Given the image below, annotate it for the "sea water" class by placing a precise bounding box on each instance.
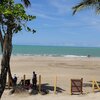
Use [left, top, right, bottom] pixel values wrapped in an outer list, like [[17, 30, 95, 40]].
[[5, 45, 100, 57]]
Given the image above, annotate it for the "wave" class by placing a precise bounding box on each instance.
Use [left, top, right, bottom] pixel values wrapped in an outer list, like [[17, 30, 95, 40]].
[[12, 53, 88, 58], [63, 55, 87, 58]]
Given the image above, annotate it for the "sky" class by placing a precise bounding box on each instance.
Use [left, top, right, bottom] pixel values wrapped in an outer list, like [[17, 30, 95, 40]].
[[13, 0, 100, 47]]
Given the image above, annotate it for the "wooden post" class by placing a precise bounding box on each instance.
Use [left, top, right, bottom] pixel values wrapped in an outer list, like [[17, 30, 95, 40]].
[[70, 79, 72, 95], [39, 75, 41, 93], [81, 78, 83, 94], [92, 80, 95, 92], [54, 76, 57, 94], [23, 75, 26, 86]]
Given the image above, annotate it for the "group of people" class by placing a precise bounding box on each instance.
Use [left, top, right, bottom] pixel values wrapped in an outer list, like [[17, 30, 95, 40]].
[[12, 71, 37, 89]]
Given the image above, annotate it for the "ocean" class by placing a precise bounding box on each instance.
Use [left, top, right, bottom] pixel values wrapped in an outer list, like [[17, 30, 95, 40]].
[[4, 45, 99, 57]]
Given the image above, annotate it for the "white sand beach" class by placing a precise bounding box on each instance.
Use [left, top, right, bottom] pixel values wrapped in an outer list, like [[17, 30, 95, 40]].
[[1, 56, 100, 100]]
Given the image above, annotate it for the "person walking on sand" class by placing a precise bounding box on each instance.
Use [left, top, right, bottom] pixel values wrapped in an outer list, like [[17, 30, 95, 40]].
[[32, 71, 37, 89]]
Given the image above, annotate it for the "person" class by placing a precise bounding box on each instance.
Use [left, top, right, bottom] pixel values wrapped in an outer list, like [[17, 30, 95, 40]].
[[13, 74, 17, 87], [32, 71, 37, 89], [87, 55, 91, 58]]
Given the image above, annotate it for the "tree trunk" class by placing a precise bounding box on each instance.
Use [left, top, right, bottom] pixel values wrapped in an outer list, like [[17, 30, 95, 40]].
[[8, 66, 13, 86], [0, 29, 13, 88], [0, 32, 12, 98]]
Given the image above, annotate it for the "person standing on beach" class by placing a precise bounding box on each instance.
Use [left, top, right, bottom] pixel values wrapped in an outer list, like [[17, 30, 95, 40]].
[[32, 71, 37, 89], [13, 74, 17, 87]]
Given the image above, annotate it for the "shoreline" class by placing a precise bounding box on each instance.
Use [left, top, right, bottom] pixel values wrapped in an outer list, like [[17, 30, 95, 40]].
[[9, 54, 100, 58], [9, 53, 100, 58], [13, 54, 100, 57]]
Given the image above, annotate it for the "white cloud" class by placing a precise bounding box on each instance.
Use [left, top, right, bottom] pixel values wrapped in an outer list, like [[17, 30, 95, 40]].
[[48, 0, 73, 15], [78, 16, 100, 29], [34, 12, 56, 20], [26, 2, 58, 20], [27, 1, 100, 31]]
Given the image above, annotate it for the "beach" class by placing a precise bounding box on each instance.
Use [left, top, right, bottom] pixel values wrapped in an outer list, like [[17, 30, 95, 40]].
[[1, 55, 100, 100]]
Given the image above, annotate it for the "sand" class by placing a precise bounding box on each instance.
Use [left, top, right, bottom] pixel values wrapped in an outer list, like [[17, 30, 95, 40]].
[[1, 56, 100, 100]]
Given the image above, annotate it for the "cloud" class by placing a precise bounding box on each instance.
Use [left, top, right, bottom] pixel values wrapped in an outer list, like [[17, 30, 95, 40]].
[[26, 2, 58, 20], [77, 15, 100, 30], [27, 1, 100, 31], [28, 0, 74, 18], [48, 0, 73, 15], [33, 12, 56, 20]]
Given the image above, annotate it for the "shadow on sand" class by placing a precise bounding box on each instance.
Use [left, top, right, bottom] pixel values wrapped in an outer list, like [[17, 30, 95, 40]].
[[39, 83, 65, 94]]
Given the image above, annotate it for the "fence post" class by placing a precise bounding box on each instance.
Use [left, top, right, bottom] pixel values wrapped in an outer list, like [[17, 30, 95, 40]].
[[23, 74, 26, 86], [92, 80, 95, 92], [39, 75, 41, 93], [70, 79, 72, 95], [54, 76, 57, 94]]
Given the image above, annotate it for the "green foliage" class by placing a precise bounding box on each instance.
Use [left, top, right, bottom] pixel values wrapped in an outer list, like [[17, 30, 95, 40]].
[[0, 0, 36, 34], [21, 0, 31, 8], [73, 0, 100, 15]]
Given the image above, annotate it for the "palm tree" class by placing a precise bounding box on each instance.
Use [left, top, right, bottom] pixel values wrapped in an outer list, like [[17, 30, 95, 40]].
[[21, 0, 31, 7], [73, 0, 100, 14], [0, 0, 36, 98]]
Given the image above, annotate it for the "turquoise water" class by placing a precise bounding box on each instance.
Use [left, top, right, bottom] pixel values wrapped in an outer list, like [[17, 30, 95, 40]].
[[7, 45, 100, 57]]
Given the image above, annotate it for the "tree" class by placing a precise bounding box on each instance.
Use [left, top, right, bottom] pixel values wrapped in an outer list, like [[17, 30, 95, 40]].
[[73, 0, 100, 14], [0, 0, 36, 98], [6, 0, 31, 90]]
